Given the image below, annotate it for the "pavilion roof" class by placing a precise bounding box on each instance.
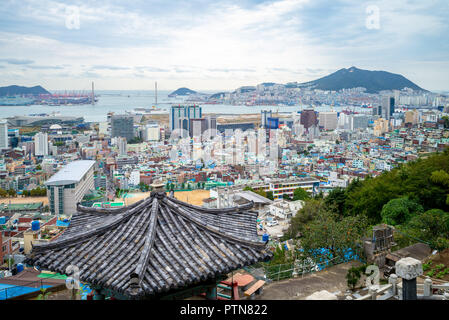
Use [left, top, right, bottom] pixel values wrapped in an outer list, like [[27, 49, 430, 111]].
[[26, 192, 271, 299]]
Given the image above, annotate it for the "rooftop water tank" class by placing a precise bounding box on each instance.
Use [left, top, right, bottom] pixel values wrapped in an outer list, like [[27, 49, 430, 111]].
[[31, 220, 40, 231], [262, 233, 269, 242], [0, 216, 5, 224]]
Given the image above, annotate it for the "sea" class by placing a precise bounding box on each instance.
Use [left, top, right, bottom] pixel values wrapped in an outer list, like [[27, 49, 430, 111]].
[[0, 90, 366, 123]]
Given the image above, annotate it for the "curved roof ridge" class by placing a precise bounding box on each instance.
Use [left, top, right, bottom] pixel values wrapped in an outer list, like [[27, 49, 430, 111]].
[[161, 197, 266, 249], [32, 195, 154, 252], [165, 195, 254, 213]]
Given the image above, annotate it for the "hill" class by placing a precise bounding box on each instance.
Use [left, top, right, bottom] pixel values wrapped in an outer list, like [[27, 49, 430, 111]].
[[168, 87, 197, 97], [0, 85, 50, 96], [323, 149, 449, 249], [298, 67, 426, 93]]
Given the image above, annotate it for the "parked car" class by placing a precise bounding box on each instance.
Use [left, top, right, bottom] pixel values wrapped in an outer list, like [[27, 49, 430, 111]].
[[267, 220, 279, 227]]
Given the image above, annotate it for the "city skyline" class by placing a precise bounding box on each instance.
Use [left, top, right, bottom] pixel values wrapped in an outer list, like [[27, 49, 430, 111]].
[[0, 0, 448, 91]]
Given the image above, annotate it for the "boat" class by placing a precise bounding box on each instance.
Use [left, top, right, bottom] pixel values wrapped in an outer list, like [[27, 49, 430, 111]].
[[0, 96, 35, 106], [125, 106, 168, 115]]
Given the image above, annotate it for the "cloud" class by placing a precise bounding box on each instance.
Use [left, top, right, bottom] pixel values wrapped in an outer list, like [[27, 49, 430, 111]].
[[27, 65, 64, 70], [0, 0, 447, 90], [135, 66, 171, 73], [0, 58, 34, 65], [91, 65, 131, 71]]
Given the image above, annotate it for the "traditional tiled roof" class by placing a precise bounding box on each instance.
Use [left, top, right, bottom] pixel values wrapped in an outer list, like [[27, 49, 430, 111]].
[[26, 191, 271, 299]]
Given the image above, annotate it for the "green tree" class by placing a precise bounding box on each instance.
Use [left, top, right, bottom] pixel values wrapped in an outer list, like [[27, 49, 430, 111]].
[[407, 209, 449, 250], [0, 188, 7, 198], [266, 191, 274, 201], [381, 197, 423, 226], [299, 204, 369, 257], [430, 169, 449, 205], [7, 189, 16, 197], [292, 188, 310, 201], [283, 199, 327, 240], [324, 187, 347, 216], [346, 265, 367, 290]]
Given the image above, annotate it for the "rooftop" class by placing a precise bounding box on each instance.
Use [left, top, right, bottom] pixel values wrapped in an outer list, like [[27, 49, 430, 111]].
[[45, 160, 95, 186], [27, 192, 271, 299]]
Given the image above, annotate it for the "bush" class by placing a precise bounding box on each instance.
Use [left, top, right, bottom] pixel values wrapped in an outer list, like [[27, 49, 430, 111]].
[[346, 265, 367, 290]]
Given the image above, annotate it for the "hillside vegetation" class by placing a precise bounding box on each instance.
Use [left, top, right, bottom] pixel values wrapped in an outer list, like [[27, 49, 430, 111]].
[[285, 149, 449, 254], [324, 149, 449, 249]]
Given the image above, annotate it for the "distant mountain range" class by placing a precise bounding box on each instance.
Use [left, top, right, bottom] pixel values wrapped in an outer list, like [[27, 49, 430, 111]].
[[0, 85, 50, 96], [296, 66, 427, 93], [168, 87, 197, 97], [170, 67, 427, 100]]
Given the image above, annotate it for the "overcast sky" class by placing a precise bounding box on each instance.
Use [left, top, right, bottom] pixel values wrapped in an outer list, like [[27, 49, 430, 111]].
[[0, 0, 448, 91]]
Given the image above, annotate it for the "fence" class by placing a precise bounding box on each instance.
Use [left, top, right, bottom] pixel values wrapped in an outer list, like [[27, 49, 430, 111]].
[[246, 247, 365, 282], [356, 275, 449, 300], [0, 278, 50, 300]]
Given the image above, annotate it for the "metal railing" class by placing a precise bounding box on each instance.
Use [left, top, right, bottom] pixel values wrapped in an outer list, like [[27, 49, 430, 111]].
[[0, 278, 46, 300], [356, 275, 449, 300]]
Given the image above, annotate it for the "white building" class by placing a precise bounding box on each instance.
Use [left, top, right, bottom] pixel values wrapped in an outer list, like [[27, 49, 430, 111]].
[[143, 123, 161, 141], [350, 114, 369, 131], [319, 112, 338, 130], [0, 120, 8, 150], [128, 170, 140, 186], [34, 132, 49, 156], [99, 122, 109, 135], [268, 199, 303, 220], [117, 137, 127, 156], [328, 172, 349, 188], [45, 160, 96, 215]]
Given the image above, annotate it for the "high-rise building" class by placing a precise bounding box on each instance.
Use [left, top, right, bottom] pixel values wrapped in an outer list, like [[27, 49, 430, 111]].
[[404, 110, 419, 125], [373, 118, 390, 136], [300, 110, 318, 130], [117, 137, 127, 156], [34, 132, 49, 156], [204, 115, 217, 139], [45, 160, 95, 215], [319, 112, 338, 130], [143, 123, 161, 141], [381, 96, 395, 120], [261, 110, 273, 128], [372, 105, 382, 116], [189, 118, 207, 139], [0, 120, 9, 150], [99, 122, 109, 135], [170, 105, 202, 136], [111, 115, 134, 142], [350, 114, 369, 131]]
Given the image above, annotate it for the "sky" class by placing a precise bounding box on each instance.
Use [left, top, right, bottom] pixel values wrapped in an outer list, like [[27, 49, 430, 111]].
[[0, 0, 448, 92]]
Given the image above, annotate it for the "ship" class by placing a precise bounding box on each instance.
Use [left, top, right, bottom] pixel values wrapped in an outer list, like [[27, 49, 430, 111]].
[[125, 106, 168, 115], [0, 96, 35, 106]]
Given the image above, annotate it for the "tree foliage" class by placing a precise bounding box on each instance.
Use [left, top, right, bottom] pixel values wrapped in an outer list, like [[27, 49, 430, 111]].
[[380, 197, 423, 226], [330, 150, 449, 223], [292, 188, 310, 201], [299, 205, 368, 257], [283, 199, 368, 256], [406, 209, 449, 250], [318, 149, 449, 250]]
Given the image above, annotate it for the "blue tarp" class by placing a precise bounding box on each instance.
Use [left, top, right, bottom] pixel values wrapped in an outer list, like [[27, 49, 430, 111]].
[[0, 283, 52, 300], [56, 220, 70, 227]]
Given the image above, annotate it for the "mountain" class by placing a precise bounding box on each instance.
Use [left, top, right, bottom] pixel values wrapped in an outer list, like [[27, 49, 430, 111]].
[[0, 85, 51, 96], [298, 67, 426, 93], [209, 92, 227, 99], [168, 87, 197, 97]]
